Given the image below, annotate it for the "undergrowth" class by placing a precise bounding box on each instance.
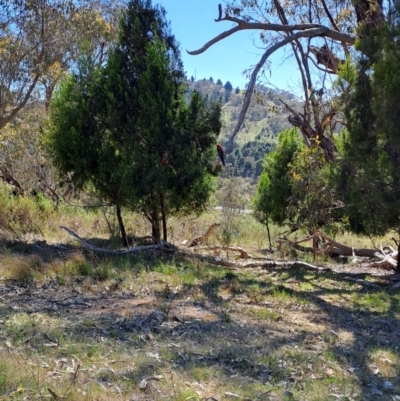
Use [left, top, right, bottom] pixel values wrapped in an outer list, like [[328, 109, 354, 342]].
[[0, 187, 399, 400]]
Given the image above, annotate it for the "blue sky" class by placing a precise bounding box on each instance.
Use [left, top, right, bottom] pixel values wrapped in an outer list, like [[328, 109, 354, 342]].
[[157, 0, 301, 92]]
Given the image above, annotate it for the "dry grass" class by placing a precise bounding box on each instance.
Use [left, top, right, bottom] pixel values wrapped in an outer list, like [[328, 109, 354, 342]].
[[0, 246, 399, 400], [0, 195, 399, 400]]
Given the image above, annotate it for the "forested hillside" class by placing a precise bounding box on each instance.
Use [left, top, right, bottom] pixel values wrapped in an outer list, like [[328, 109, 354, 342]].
[[187, 79, 302, 181]]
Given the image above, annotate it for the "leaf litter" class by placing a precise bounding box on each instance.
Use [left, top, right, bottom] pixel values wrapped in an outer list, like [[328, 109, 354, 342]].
[[0, 262, 399, 400]]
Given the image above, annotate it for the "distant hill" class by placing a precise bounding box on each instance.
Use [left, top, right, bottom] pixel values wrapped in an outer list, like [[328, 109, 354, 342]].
[[187, 78, 302, 182]]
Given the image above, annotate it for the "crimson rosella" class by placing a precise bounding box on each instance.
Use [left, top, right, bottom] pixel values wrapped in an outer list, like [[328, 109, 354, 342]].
[[216, 143, 225, 166]]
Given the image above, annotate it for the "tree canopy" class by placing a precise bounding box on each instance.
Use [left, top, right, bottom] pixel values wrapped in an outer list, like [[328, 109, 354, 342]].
[[48, 0, 222, 244], [253, 129, 304, 227], [188, 0, 384, 158], [334, 0, 400, 240], [0, 0, 121, 129]]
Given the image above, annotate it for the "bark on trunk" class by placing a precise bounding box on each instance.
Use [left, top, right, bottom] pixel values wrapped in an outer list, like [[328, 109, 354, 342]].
[[355, 0, 384, 36], [397, 242, 400, 273], [151, 209, 161, 243], [288, 114, 336, 161], [116, 204, 128, 248], [160, 193, 167, 242]]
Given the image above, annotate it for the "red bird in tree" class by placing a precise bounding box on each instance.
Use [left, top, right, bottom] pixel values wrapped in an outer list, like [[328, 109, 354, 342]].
[[216, 143, 225, 166]]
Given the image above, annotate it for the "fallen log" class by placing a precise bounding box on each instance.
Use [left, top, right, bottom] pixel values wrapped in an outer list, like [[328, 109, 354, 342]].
[[58, 226, 396, 288], [190, 245, 249, 259], [59, 226, 175, 255], [277, 231, 380, 258]]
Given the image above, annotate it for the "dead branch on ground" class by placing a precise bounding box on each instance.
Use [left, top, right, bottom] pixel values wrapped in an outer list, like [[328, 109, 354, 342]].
[[190, 245, 249, 259], [59, 226, 174, 255], [58, 226, 399, 288]]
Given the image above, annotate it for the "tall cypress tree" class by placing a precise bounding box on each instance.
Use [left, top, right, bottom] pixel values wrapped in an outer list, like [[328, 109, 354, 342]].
[[337, 0, 400, 268], [49, 0, 221, 244], [253, 129, 304, 226]]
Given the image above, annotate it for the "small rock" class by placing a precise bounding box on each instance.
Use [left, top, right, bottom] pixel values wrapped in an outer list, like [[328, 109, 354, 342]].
[[139, 379, 147, 390], [383, 380, 394, 389]]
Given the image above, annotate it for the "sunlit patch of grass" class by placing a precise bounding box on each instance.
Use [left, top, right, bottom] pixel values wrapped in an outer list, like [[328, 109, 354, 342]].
[[189, 365, 219, 382], [269, 285, 309, 305], [241, 278, 270, 301], [93, 262, 115, 281], [1, 253, 47, 284], [245, 305, 282, 322], [154, 261, 179, 275], [171, 388, 200, 401], [0, 353, 44, 398], [4, 312, 67, 345], [152, 259, 227, 289], [297, 374, 361, 401], [324, 348, 340, 363], [0, 347, 129, 401], [67, 251, 93, 276], [236, 381, 276, 401], [159, 346, 179, 362], [181, 261, 232, 282], [285, 348, 310, 365], [50, 258, 79, 282], [0, 359, 9, 395], [11, 259, 35, 284], [368, 347, 400, 378], [350, 291, 391, 314], [299, 281, 316, 291], [180, 266, 203, 287]]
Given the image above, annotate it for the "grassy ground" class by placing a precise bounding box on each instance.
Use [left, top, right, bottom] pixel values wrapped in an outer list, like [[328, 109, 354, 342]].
[[0, 245, 399, 401], [0, 191, 399, 400]]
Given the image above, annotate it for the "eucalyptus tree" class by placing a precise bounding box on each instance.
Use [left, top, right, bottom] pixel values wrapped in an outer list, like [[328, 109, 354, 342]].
[[0, 0, 122, 198], [188, 0, 384, 159], [0, 0, 121, 129]]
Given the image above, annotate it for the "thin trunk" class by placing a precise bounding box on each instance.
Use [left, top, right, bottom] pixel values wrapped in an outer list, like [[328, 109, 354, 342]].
[[149, 190, 161, 243], [151, 209, 161, 243], [397, 242, 400, 273], [116, 204, 128, 248], [160, 193, 167, 242], [266, 220, 272, 250]]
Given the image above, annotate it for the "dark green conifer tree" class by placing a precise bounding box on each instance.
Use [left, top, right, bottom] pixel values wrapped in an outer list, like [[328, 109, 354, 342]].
[[49, 0, 221, 244], [253, 129, 304, 226], [336, 0, 400, 269]]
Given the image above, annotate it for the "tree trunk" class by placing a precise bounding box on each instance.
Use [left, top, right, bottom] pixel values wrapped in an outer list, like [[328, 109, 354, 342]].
[[116, 204, 128, 248], [397, 242, 400, 273], [354, 0, 384, 37], [287, 114, 336, 161], [151, 209, 161, 243], [160, 193, 167, 242], [266, 220, 272, 250]]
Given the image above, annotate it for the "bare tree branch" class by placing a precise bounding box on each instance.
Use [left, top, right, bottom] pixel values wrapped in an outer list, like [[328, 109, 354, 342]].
[[187, 20, 355, 56], [222, 28, 344, 155], [272, 0, 312, 121]]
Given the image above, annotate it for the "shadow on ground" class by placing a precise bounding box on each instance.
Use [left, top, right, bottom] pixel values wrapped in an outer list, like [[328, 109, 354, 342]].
[[0, 240, 399, 400]]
